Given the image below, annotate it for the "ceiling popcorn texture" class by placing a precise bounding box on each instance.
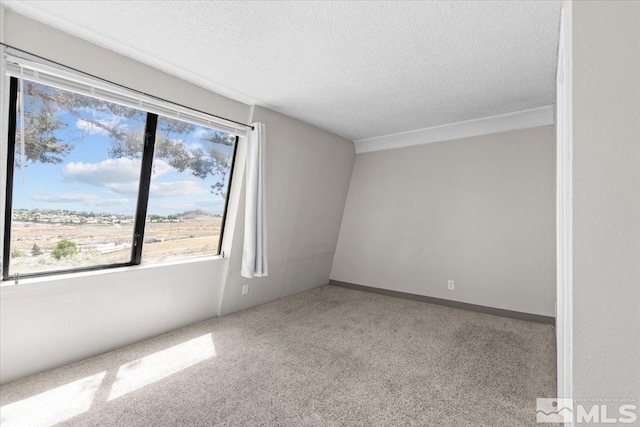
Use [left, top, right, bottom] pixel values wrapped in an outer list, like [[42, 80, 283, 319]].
[[3, 1, 561, 142]]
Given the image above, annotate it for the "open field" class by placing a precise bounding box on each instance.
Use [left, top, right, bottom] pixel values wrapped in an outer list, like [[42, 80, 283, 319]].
[[8, 215, 222, 276]]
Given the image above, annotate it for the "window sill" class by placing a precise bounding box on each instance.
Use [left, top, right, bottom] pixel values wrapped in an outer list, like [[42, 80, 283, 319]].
[[0, 255, 226, 291]]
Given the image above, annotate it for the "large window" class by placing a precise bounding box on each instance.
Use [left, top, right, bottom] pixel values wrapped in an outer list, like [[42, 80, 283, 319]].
[[2, 77, 237, 280]]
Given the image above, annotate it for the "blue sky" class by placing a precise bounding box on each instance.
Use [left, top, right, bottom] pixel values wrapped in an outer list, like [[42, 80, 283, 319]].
[[13, 85, 234, 216]]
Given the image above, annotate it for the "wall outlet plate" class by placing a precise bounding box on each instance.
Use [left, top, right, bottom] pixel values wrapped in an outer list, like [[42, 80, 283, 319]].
[[447, 280, 455, 290], [242, 284, 249, 295]]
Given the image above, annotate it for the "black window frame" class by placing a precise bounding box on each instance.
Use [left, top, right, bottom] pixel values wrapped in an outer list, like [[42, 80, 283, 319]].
[[2, 77, 238, 281]]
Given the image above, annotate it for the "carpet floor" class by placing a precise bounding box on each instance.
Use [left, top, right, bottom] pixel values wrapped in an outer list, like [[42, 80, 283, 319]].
[[0, 285, 556, 426]]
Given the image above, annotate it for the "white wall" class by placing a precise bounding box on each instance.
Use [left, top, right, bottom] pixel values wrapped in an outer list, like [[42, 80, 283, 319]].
[[571, 1, 640, 399], [0, 10, 356, 384], [331, 126, 556, 317], [0, 260, 225, 384], [219, 106, 355, 315], [0, 10, 252, 384]]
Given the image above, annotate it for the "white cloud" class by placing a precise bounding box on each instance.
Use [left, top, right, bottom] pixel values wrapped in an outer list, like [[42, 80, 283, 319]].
[[75, 119, 109, 136], [63, 158, 142, 185], [149, 181, 209, 198], [63, 158, 174, 194], [30, 193, 129, 206], [187, 142, 204, 151], [31, 193, 91, 203], [193, 128, 208, 138], [74, 112, 133, 136], [104, 182, 140, 195], [150, 159, 173, 176], [62, 158, 206, 198]]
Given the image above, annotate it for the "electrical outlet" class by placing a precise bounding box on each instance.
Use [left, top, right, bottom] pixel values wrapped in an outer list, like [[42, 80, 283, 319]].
[[447, 280, 455, 290], [242, 284, 249, 295]]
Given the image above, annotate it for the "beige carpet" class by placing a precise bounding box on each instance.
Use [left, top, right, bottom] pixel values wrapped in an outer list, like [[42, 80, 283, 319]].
[[0, 285, 555, 426]]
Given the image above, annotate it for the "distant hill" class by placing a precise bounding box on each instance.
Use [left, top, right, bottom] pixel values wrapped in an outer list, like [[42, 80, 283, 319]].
[[14, 207, 221, 222], [174, 210, 216, 219]]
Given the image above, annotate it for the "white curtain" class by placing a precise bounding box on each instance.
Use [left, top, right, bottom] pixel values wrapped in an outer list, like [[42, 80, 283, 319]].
[[241, 122, 268, 278]]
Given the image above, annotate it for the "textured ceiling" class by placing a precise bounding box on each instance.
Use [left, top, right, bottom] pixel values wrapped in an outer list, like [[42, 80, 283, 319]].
[[2, 1, 561, 142]]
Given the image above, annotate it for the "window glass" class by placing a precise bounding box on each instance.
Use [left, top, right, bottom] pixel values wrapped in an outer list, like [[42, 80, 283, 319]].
[[142, 116, 236, 264], [8, 80, 146, 276]]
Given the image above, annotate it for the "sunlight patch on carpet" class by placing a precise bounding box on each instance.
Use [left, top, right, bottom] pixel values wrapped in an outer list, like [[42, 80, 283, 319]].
[[0, 371, 106, 427], [108, 334, 216, 401]]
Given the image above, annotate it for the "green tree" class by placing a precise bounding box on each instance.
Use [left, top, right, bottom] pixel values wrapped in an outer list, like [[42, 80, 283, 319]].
[[18, 82, 234, 197], [11, 248, 25, 258], [51, 239, 77, 260], [31, 243, 43, 256]]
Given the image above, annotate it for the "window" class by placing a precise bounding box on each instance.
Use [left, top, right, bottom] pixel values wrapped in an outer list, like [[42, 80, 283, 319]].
[[143, 117, 237, 265], [2, 76, 238, 280]]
